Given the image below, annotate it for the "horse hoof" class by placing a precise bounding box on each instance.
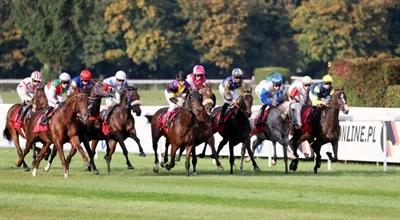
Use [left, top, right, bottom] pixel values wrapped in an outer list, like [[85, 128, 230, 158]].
[[24, 166, 30, 172], [217, 166, 224, 171], [139, 152, 146, 157], [175, 157, 180, 162], [32, 168, 37, 177], [272, 160, 277, 166], [64, 172, 69, 178], [153, 165, 159, 173], [127, 165, 134, 170], [313, 167, 318, 173], [198, 153, 205, 158], [254, 166, 261, 172], [193, 171, 197, 175], [245, 157, 251, 163], [15, 160, 22, 168], [93, 169, 99, 175], [44, 163, 51, 172], [160, 162, 165, 168]]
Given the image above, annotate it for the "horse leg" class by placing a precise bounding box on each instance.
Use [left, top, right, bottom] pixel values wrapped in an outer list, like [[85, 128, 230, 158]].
[[216, 138, 229, 156], [244, 138, 260, 172], [10, 128, 29, 170], [129, 131, 145, 157], [289, 133, 302, 172], [104, 140, 117, 174], [185, 146, 193, 176], [118, 138, 134, 170], [44, 145, 57, 172], [151, 127, 163, 173], [54, 140, 68, 178], [282, 143, 289, 174], [198, 142, 207, 158], [161, 140, 169, 168], [311, 141, 322, 174], [176, 147, 184, 162], [272, 141, 278, 166], [228, 142, 235, 174], [191, 146, 197, 175], [91, 139, 99, 157], [82, 140, 98, 174], [327, 141, 338, 162], [32, 143, 51, 177], [246, 137, 263, 163], [207, 136, 224, 170], [165, 144, 177, 171], [16, 136, 35, 169]]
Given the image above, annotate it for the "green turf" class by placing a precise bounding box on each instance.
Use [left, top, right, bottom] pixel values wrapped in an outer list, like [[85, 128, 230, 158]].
[[0, 89, 262, 106], [0, 148, 399, 220]]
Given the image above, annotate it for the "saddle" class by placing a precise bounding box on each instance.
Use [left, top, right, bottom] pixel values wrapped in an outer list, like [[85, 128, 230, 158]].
[[32, 111, 49, 133], [156, 108, 183, 129], [213, 106, 238, 131], [251, 108, 271, 135], [301, 106, 314, 134]]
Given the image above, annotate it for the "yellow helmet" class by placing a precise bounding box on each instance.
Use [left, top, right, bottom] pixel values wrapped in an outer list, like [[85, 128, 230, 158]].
[[322, 74, 333, 83]]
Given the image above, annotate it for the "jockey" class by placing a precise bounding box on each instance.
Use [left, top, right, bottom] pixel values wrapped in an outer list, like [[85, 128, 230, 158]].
[[217, 67, 245, 125], [42, 72, 71, 124], [71, 69, 94, 91], [15, 70, 43, 122], [164, 71, 191, 126], [288, 76, 312, 106], [255, 73, 285, 126], [309, 74, 334, 123], [102, 70, 129, 120], [309, 74, 334, 107], [186, 65, 208, 90]]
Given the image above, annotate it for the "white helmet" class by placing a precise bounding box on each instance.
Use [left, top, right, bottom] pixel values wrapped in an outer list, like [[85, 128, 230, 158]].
[[59, 72, 71, 82], [115, 70, 127, 81], [30, 71, 42, 82], [231, 68, 244, 77], [302, 76, 312, 85]]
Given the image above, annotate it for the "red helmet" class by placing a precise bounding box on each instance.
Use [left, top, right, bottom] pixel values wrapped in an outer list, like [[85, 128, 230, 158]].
[[193, 65, 205, 75], [80, 69, 92, 81]]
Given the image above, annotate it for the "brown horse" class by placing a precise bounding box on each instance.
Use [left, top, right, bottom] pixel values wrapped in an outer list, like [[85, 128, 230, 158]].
[[289, 89, 349, 173], [3, 87, 48, 171], [90, 86, 144, 173], [212, 89, 260, 174], [43, 81, 113, 174], [148, 90, 210, 176], [148, 86, 223, 173], [16, 91, 89, 178]]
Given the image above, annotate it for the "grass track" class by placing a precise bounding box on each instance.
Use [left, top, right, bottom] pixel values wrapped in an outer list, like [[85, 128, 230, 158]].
[[0, 148, 399, 220]]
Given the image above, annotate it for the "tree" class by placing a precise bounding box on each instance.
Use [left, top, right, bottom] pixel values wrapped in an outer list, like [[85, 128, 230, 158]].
[[291, 0, 396, 65], [104, 0, 182, 71], [179, 0, 248, 69], [12, 0, 79, 79]]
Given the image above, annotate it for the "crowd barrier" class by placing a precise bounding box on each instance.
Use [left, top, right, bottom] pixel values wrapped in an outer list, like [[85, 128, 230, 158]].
[[1, 104, 399, 171]]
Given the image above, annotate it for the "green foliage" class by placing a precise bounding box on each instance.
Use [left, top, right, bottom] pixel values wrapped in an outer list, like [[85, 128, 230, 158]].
[[385, 85, 400, 107], [253, 66, 289, 83], [331, 58, 400, 107]]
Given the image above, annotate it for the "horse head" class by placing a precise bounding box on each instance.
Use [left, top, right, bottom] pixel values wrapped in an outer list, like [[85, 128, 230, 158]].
[[331, 89, 349, 115], [89, 81, 113, 99], [120, 86, 142, 116], [33, 86, 48, 110], [67, 91, 89, 123], [238, 87, 253, 118], [289, 102, 302, 129], [199, 85, 216, 114], [185, 90, 208, 122]]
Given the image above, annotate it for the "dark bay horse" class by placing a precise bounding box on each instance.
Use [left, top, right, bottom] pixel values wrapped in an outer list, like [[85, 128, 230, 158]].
[[240, 101, 302, 174], [90, 86, 144, 173], [3, 87, 48, 171], [16, 91, 89, 178], [212, 89, 260, 174], [289, 89, 349, 173], [148, 90, 211, 176], [43, 81, 113, 174], [148, 86, 223, 172]]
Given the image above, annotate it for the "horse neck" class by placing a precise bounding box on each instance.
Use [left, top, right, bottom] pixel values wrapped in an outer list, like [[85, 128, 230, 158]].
[[58, 97, 77, 120], [176, 108, 194, 127], [321, 105, 339, 130], [88, 98, 101, 116]]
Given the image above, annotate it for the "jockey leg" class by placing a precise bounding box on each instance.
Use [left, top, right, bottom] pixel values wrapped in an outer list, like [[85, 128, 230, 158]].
[[16, 102, 32, 123], [255, 104, 267, 126], [218, 103, 229, 125], [41, 107, 54, 125], [311, 106, 320, 123]]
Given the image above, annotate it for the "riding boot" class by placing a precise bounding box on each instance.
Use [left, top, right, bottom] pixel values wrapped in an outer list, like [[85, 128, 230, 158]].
[[255, 104, 267, 126], [41, 107, 54, 125], [165, 111, 172, 127], [311, 106, 319, 123], [218, 103, 229, 125], [16, 103, 31, 123]]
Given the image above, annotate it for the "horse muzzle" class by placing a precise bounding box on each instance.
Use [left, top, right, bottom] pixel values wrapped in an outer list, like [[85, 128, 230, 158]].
[[342, 105, 349, 115]]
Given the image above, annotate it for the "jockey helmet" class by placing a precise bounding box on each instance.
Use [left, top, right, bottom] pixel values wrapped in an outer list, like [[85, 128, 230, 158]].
[[30, 71, 42, 82], [176, 71, 185, 81], [271, 73, 283, 85], [115, 70, 127, 81], [322, 74, 333, 83], [80, 69, 92, 81], [193, 65, 205, 75], [59, 72, 71, 82], [231, 68, 243, 78], [302, 76, 312, 85]]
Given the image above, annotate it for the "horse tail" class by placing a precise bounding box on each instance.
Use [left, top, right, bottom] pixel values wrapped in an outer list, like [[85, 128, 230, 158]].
[[3, 127, 11, 141], [144, 114, 153, 123]]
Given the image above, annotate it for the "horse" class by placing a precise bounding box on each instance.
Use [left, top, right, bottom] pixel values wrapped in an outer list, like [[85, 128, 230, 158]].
[[240, 101, 302, 174], [148, 90, 211, 176], [147, 86, 223, 172], [212, 88, 260, 174], [16, 91, 90, 178], [90, 86, 144, 173], [43, 81, 113, 174], [3, 87, 48, 171], [289, 89, 349, 173]]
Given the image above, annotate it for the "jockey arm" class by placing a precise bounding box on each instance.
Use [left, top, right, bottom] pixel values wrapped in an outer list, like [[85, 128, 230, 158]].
[[46, 86, 60, 107], [260, 89, 272, 106], [222, 81, 233, 101], [16, 84, 34, 103], [310, 85, 326, 106], [289, 87, 300, 102]]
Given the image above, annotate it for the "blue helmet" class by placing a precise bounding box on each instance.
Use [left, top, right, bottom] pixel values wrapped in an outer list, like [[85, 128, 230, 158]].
[[271, 73, 283, 85]]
